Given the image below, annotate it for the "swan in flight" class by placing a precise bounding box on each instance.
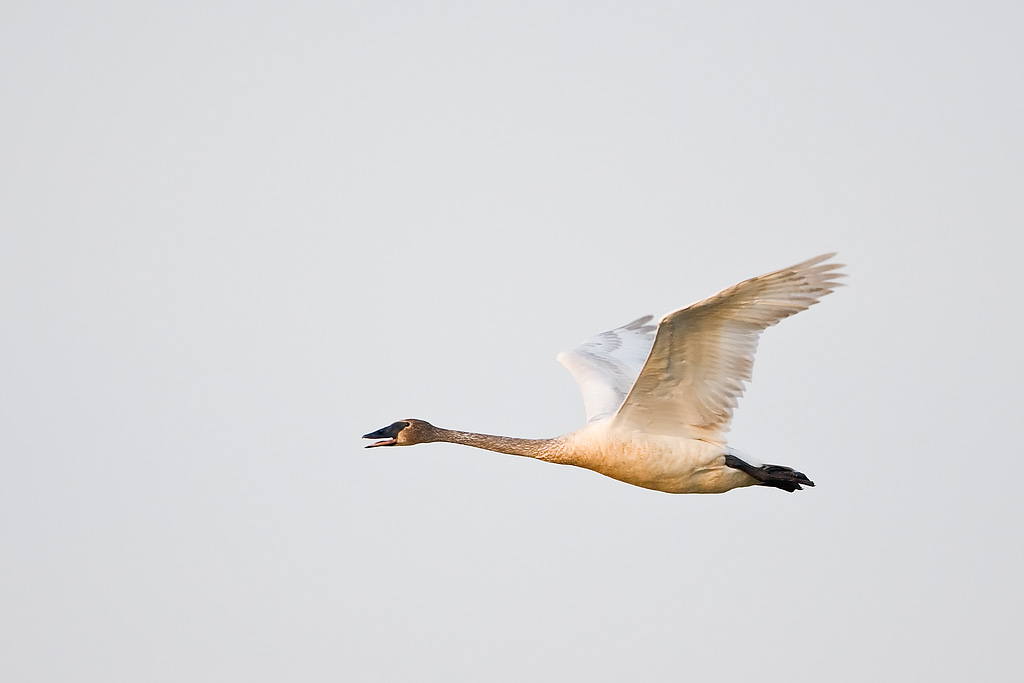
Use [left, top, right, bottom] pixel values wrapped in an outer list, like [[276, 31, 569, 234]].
[[364, 254, 845, 494]]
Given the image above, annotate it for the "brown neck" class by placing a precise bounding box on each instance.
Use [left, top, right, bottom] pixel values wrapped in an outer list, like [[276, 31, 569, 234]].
[[430, 427, 566, 462]]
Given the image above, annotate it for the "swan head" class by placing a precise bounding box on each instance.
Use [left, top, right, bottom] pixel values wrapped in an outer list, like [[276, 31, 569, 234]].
[[363, 419, 437, 448]]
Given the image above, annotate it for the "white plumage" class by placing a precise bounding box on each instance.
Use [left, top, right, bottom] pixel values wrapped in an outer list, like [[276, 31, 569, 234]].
[[555, 315, 658, 423]]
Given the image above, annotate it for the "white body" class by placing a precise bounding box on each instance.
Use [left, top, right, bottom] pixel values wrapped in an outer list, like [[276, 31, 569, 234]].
[[557, 421, 755, 494]]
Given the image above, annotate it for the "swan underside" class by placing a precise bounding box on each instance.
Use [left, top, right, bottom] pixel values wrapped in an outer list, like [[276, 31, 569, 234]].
[[723, 453, 815, 493]]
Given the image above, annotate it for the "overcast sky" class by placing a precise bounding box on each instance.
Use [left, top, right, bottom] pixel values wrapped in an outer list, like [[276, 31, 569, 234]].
[[3, 1, 1023, 681]]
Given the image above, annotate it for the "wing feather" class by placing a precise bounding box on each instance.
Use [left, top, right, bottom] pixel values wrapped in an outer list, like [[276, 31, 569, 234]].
[[610, 253, 845, 440], [557, 315, 658, 422]]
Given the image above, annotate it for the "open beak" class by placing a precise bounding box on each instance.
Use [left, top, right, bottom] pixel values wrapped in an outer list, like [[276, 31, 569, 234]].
[[363, 435, 396, 448], [362, 421, 408, 448]]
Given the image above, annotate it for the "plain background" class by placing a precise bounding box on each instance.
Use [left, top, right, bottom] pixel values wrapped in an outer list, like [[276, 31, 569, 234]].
[[3, 1, 1022, 681]]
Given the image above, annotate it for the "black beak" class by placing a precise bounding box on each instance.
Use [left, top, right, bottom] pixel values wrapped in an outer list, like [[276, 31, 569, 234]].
[[363, 421, 409, 448]]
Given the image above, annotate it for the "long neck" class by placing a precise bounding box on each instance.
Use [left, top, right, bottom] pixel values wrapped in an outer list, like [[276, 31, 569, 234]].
[[431, 427, 567, 462]]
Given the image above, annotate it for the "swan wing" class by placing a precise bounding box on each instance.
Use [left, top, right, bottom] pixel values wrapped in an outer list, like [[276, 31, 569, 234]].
[[557, 315, 658, 423], [611, 254, 845, 441]]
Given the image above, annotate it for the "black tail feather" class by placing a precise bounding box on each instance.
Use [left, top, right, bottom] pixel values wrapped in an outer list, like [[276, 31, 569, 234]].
[[724, 454, 815, 493]]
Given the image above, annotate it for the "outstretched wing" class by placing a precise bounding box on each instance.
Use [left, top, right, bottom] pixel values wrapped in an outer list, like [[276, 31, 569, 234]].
[[557, 315, 658, 423], [611, 253, 845, 441]]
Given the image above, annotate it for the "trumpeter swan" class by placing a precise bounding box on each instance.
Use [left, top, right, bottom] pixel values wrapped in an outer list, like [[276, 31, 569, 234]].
[[364, 254, 844, 494]]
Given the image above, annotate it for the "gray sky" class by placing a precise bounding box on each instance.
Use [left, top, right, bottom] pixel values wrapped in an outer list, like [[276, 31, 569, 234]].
[[3, 1, 1022, 681]]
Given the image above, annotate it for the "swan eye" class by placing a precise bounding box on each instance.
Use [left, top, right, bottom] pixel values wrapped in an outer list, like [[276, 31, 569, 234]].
[[363, 421, 411, 448]]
